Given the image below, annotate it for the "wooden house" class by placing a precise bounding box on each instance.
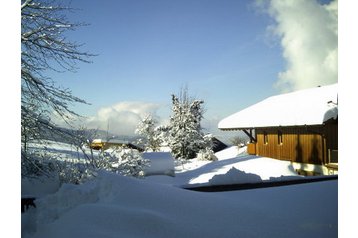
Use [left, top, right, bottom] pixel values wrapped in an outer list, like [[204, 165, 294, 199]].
[[90, 139, 143, 152], [218, 84, 338, 175]]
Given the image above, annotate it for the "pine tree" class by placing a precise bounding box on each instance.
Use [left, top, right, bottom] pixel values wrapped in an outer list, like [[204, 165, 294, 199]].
[[135, 114, 162, 152], [166, 89, 209, 160]]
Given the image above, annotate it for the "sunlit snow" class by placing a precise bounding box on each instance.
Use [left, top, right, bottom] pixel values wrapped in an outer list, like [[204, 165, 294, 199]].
[[22, 142, 337, 238]]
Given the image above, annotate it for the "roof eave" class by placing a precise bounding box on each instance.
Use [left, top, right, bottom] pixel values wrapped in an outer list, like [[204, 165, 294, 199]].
[[218, 123, 330, 131]]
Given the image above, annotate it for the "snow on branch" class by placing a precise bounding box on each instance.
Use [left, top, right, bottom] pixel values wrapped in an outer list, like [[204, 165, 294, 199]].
[[21, 0, 95, 177]]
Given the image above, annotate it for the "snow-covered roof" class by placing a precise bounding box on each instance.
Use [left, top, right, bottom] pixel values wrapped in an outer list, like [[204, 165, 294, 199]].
[[92, 139, 129, 144], [92, 139, 103, 143], [219, 83, 338, 130], [107, 139, 130, 144]]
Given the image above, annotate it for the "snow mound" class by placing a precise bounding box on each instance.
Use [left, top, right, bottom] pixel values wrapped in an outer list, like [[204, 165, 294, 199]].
[[141, 152, 175, 176]]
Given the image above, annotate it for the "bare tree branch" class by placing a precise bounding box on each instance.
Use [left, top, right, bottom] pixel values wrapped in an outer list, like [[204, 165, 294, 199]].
[[21, 0, 95, 177]]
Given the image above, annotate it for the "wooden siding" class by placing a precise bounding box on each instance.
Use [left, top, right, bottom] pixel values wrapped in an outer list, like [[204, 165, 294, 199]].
[[247, 143, 256, 155], [255, 123, 338, 165]]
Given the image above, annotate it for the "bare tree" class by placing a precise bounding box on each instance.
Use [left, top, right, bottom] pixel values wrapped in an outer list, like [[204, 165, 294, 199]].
[[21, 0, 94, 176], [230, 135, 249, 147]]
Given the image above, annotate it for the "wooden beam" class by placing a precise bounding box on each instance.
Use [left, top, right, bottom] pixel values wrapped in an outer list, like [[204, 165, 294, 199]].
[[243, 129, 256, 143]]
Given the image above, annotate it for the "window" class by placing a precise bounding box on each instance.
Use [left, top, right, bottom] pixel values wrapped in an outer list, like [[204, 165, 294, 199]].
[[278, 130, 283, 145], [264, 131, 268, 145]]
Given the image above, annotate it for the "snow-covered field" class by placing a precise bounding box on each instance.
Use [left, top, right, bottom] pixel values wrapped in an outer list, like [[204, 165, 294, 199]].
[[21, 141, 338, 238]]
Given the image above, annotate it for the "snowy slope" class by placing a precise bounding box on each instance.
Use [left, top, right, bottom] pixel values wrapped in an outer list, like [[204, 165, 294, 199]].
[[22, 172, 337, 238]]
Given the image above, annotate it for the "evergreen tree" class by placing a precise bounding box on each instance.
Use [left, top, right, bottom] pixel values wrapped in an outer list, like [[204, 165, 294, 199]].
[[166, 89, 209, 160], [135, 114, 162, 152]]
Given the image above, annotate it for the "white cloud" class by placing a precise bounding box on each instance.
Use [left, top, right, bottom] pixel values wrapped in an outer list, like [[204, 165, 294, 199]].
[[86, 101, 162, 136], [55, 101, 162, 136], [267, 0, 338, 92]]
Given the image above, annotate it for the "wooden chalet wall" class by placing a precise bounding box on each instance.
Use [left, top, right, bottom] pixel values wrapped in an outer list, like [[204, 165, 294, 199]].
[[254, 122, 338, 165]]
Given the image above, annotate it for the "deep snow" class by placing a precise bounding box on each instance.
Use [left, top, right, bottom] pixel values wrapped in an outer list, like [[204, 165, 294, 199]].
[[22, 172, 337, 238], [21, 142, 338, 238]]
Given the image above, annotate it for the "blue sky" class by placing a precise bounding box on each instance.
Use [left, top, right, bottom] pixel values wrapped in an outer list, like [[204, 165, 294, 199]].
[[48, 0, 337, 138]]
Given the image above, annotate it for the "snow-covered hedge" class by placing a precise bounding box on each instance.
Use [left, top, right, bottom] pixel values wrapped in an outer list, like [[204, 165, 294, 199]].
[[22, 142, 150, 189]]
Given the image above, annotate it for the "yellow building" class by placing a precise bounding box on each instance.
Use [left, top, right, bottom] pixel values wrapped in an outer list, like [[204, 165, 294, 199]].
[[90, 139, 143, 151]]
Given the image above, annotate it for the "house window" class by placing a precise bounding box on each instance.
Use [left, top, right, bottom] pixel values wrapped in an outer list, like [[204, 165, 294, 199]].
[[278, 130, 283, 145], [264, 131, 268, 145]]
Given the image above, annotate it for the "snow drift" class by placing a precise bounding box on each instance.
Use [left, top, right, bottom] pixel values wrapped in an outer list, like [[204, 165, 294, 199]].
[[23, 172, 337, 238]]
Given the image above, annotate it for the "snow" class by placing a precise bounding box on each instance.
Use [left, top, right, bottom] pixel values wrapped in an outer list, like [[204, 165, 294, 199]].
[[176, 156, 300, 186], [22, 142, 338, 238], [159, 146, 301, 186], [218, 83, 338, 129], [214, 145, 247, 160], [26, 140, 92, 163], [141, 152, 175, 176], [23, 172, 337, 238], [21, 175, 60, 198], [92, 138, 102, 143]]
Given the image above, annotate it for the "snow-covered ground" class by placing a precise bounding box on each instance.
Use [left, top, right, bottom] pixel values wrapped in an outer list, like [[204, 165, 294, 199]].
[[21, 142, 338, 238], [146, 145, 300, 187]]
